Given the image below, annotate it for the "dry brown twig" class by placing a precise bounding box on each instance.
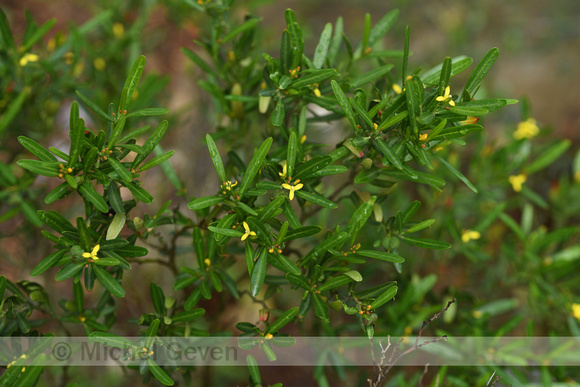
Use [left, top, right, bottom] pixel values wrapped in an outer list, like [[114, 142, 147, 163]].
[[368, 298, 456, 387]]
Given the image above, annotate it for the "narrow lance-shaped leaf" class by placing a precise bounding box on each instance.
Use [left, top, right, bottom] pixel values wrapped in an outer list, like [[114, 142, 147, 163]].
[[239, 137, 273, 196], [187, 196, 223, 210], [250, 247, 268, 297], [271, 99, 285, 127], [373, 139, 403, 170], [76, 91, 113, 122], [312, 293, 330, 323], [120, 55, 145, 112], [18, 136, 57, 162], [357, 250, 405, 263], [400, 235, 451, 249], [295, 190, 337, 209], [206, 134, 226, 182], [331, 80, 358, 131], [108, 158, 132, 183], [221, 17, 260, 44], [434, 155, 478, 193], [350, 65, 394, 89], [526, 140, 571, 174], [107, 116, 126, 148], [132, 120, 169, 167], [367, 9, 399, 48], [285, 9, 304, 69], [68, 109, 85, 168], [89, 331, 138, 349], [291, 69, 337, 89], [78, 183, 109, 213], [369, 286, 398, 309], [317, 274, 354, 292], [147, 358, 174, 386], [313, 23, 332, 69], [402, 26, 410, 83], [287, 131, 297, 178], [266, 307, 299, 334], [93, 265, 125, 297], [464, 47, 499, 98], [30, 250, 67, 276], [16, 160, 60, 177]]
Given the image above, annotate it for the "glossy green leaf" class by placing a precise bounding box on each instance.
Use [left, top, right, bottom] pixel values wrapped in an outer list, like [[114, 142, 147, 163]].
[[367, 9, 399, 48], [430, 124, 483, 140], [76, 91, 113, 122], [106, 213, 126, 240], [272, 100, 285, 126], [93, 265, 125, 297], [350, 64, 394, 89], [150, 283, 165, 315], [18, 136, 57, 162], [369, 286, 398, 309], [222, 17, 260, 44], [295, 190, 337, 209], [16, 160, 60, 177], [240, 137, 273, 196], [258, 196, 285, 221], [349, 98, 374, 129], [282, 198, 301, 229], [206, 134, 226, 182], [434, 155, 478, 193], [327, 16, 343, 67], [373, 139, 403, 170], [139, 150, 175, 172], [400, 236, 451, 249], [294, 155, 332, 179], [108, 158, 133, 183], [110, 244, 148, 258], [405, 76, 423, 134], [313, 23, 332, 69], [171, 308, 205, 323], [292, 69, 337, 89], [303, 232, 348, 263], [287, 131, 298, 178], [246, 355, 261, 384], [78, 183, 109, 213], [120, 55, 145, 112], [123, 108, 169, 118], [31, 250, 67, 276], [182, 47, 223, 79], [107, 182, 125, 214], [89, 331, 137, 349], [147, 358, 174, 386], [267, 307, 299, 334], [55, 262, 85, 281], [331, 80, 358, 130], [421, 56, 473, 85], [187, 195, 223, 210], [124, 181, 153, 203], [282, 225, 321, 242], [447, 106, 488, 116], [107, 116, 126, 149], [251, 247, 268, 297], [285, 9, 304, 69], [132, 121, 169, 167], [208, 226, 244, 238], [37, 210, 76, 234], [357, 250, 405, 263], [313, 293, 330, 323], [464, 47, 499, 98], [246, 217, 273, 244], [317, 274, 354, 292]]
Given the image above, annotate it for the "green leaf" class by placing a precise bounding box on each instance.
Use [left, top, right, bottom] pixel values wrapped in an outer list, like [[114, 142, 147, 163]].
[[349, 98, 374, 129], [405, 76, 423, 134], [464, 47, 499, 98], [0, 9, 15, 52], [222, 17, 260, 44], [272, 253, 301, 276], [78, 183, 109, 213], [294, 155, 332, 179], [526, 140, 571, 174], [147, 358, 174, 386], [89, 331, 137, 349], [150, 283, 165, 315], [313, 23, 332, 69], [132, 121, 169, 167], [107, 116, 126, 149], [282, 225, 321, 242], [286, 273, 311, 290], [373, 139, 403, 169], [112, 245, 148, 258], [405, 219, 436, 233], [124, 181, 153, 203], [327, 16, 343, 67], [267, 307, 299, 334], [31, 250, 67, 276], [285, 9, 304, 69], [246, 355, 261, 384], [182, 47, 223, 79], [106, 213, 126, 240], [271, 100, 285, 126], [350, 65, 394, 89], [117, 124, 151, 144], [355, 281, 397, 300], [120, 55, 146, 112], [251, 247, 268, 297], [22, 18, 55, 52], [208, 226, 244, 238], [435, 155, 478, 193], [317, 274, 354, 292], [108, 158, 133, 183], [331, 80, 358, 130], [55, 262, 85, 281], [171, 308, 205, 323], [400, 236, 451, 249], [346, 195, 376, 243], [240, 137, 273, 196], [187, 195, 223, 210], [37, 210, 76, 234], [287, 131, 298, 179], [258, 196, 285, 222], [295, 190, 337, 209], [421, 56, 473, 85], [430, 124, 483, 140], [139, 151, 175, 173], [367, 9, 399, 48], [93, 265, 125, 297], [123, 108, 169, 118], [282, 198, 301, 229], [206, 134, 226, 182], [303, 232, 348, 263], [246, 217, 273, 244], [0, 275, 6, 300], [291, 69, 337, 89], [18, 136, 57, 162], [308, 165, 347, 178], [357, 250, 405, 263], [16, 160, 60, 177], [447, 106, 488, 116], [313, 293, 330, 323], [76, 91, 113, 122], [369, 286, 398, 309], [107, 182, 125, 214]]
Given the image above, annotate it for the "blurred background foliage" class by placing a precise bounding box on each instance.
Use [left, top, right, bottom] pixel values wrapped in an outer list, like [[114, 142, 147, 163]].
[[1, 0, 580, 385]]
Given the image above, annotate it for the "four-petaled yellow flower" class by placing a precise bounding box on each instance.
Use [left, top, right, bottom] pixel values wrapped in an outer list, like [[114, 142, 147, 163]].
[[461, 229, 481, 243], [513, 118, 539, 140], [19, 53, 39, 67], [282, 180, 303, 201], [241, 222, 256, 241], [436, 86, 455, 106], [572, 303, 580, 321], [82, 245, 100, 260], [509, 174, 527, 192]]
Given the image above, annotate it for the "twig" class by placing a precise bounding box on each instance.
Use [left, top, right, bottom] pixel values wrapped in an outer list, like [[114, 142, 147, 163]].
[[418, 363, 429, 387]]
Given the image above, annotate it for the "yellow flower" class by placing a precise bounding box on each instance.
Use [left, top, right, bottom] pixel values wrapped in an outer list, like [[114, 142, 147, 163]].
[[282, 180, 303, 201], [19, 53, 39, 67], [419, 133, 428, 141], [241, 222, 256, 241], [279, 161, 287, 179], [436, 86, 455, 106], [94, 58, 106, 71], [300, 135, 307, 144], [392, 84, 402, 94], [313, 86, 321, 97], [82, 245, 100, 260], [461, 229, 481, 243], [264, 333, 273, 339], [113, 23, 125, 38], [572, 303, 580, 320], [509, 174, 527, 192], [513, 118, 539, 140]]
